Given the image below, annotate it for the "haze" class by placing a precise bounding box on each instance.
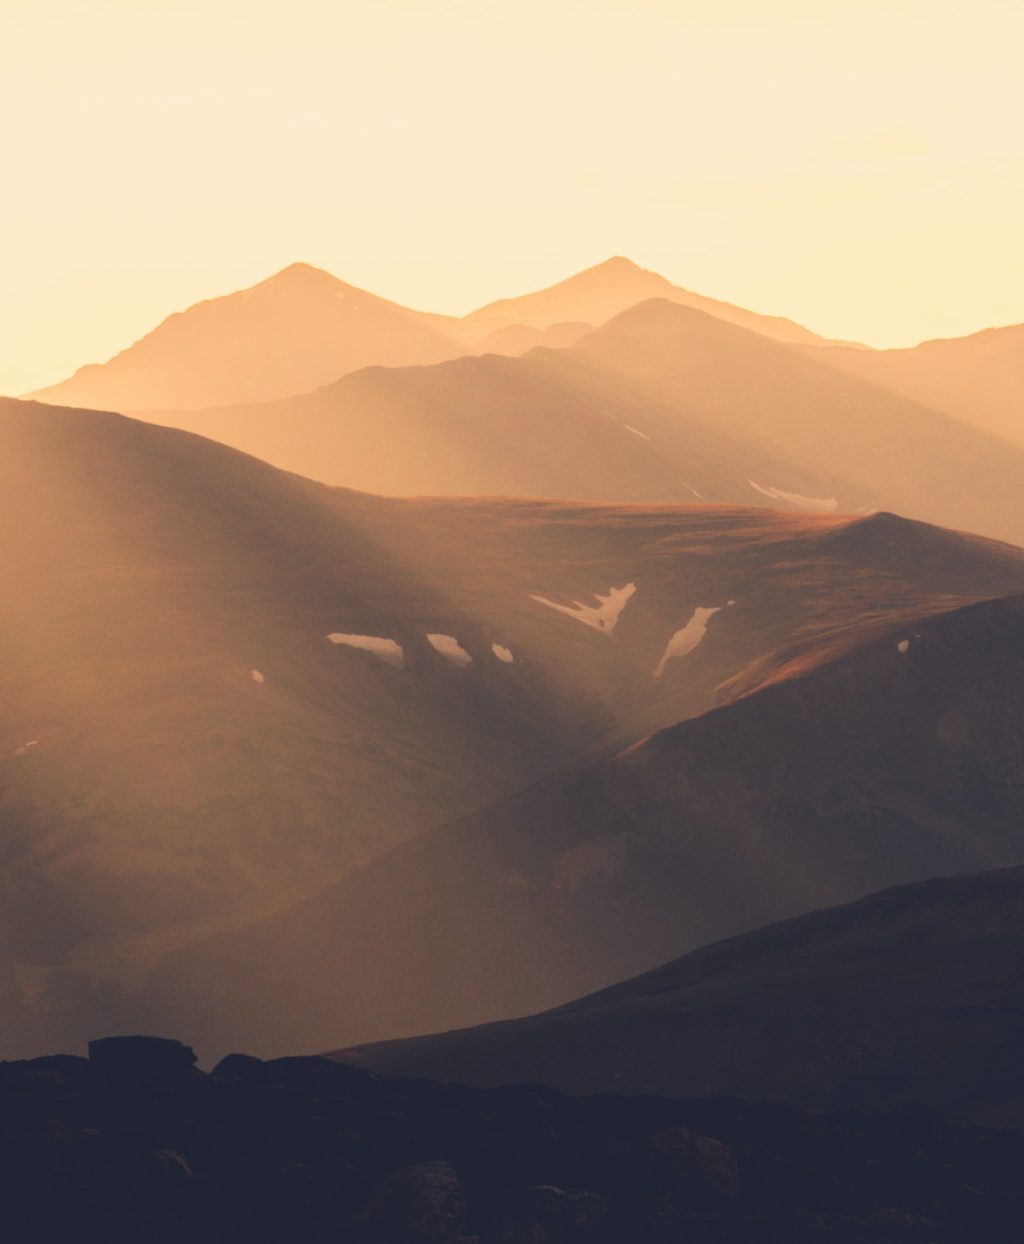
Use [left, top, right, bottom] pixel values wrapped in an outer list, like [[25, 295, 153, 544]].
[[3, 0, 1024, 395]]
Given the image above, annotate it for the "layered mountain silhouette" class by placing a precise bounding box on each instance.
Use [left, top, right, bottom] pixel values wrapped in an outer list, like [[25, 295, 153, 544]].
[[29, 264, 475, 411], [149, 299, 1024, 549], [132, 545, 1024, 1061], [28, 256, 847, 414], [809, 322, 1024, 448], [465, 256, 852, 346], [334, 865, 1024, 1126], [476, 319, 593, 356]]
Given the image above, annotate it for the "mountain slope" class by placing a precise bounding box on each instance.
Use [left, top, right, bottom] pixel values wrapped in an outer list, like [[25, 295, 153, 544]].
[[465, 256, 852, 346], [156, 298, 1024, 548], [139, 566, 1024, 1061], [18, 394, 1024, 1056], [808, 323, 1024, 448], [4, 400, 847, 1046], [335, 865, 1024, 1125], [29, 264, 474, 411], [475, 319, 592, 356]]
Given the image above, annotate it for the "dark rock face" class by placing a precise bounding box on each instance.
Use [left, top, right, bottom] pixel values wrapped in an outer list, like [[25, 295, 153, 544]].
[[2, 1044, 1024, 1242], [88, 1036, 198, 1079], [490, 1185, 608, 1243], [355, 1160, 469, 1242]]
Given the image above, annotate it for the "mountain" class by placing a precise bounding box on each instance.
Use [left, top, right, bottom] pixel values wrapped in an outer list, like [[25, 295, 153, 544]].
[[28, 264, 475, 411], [4, 398, 856, 1055], [465, 256, 853, 346], [475, 319, 592, 356], [155, 299, 1024, 548], [19, 394, 1024, 1057], [136, 535, 1024, 1061], [29, 256, 855, 416], [808, 322, 1024, 448], [335, 865, 1024, 1126]]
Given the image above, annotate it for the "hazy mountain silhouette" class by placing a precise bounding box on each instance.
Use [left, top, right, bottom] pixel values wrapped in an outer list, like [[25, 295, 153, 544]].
[[152, 299, 1024, 548], [29, 264, 474, 411], [476, 319, 592, 356], [335, 865, 1024, 1125], [131, 532, 1024, 1061], [808, 322, 1024, 448], [466, 256, 856, 346], [28, 256, 852, 415]]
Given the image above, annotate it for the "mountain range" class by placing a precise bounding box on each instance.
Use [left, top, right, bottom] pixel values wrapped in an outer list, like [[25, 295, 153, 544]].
[[29, 257, 853, 414], [6, 255, 1024, 1137]]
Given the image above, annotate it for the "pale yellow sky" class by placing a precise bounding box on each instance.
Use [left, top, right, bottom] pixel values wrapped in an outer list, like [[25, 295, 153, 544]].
[[3, 0, 1023, 394]]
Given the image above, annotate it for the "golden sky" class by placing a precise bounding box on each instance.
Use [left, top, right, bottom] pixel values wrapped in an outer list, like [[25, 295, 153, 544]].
[[3, 0, 1023, 394]]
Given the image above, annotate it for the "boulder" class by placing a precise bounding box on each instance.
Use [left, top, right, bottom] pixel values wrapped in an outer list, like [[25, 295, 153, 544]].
[[87, 1036, 198, 1080], [493, 1185, 608, 1243], [355, 1159, 470, 1242]]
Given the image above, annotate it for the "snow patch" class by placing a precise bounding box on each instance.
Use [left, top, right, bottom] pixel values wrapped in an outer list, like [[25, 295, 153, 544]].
[[491, 643, 515, 664], [530, 583, 636, 634], [427, 633, 472, 667], [654, 606, 722, 677], [327, 633, 404, 668], [625, 425, 650, 441], [897, 639, 910, 654], [748, 480, 839, 513], [11, 740, 38, 757], [251, 669, 265, 684], [684, 484, 704, 500]]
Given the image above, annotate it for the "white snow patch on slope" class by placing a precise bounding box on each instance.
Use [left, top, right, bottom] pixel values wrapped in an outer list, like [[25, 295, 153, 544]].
[[10, 740, 38, 757], [251, 669, 265, 684], [654, 606, 722, 677], [530, 583, 636, 635], [327, 633, 404, 667], [427, 633, 473, 667], [491, 643, 515, 664], [625, 425, 650, 441], [748, 480, 839, 513], [684, 484, 704, 500]]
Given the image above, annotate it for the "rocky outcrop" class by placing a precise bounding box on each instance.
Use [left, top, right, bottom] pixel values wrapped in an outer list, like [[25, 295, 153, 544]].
[[2, 1040, 1024, 1242]]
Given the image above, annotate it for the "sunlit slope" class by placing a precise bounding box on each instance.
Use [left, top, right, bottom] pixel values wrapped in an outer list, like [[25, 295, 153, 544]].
[[18, 395, 1021, 1053], [139, 531, 1024, 1060]]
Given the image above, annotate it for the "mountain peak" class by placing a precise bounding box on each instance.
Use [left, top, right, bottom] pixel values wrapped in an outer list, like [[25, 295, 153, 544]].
[[261, 262, 342, 290], [577, 256, 664, 287], [592, 255, 645, 274]]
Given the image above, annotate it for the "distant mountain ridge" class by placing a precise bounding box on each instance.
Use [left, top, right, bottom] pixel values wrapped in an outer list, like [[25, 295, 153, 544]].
[[28, 263, 476, 411], [144, 297, 1024, 549], [808, 321, 1024, 448], [28, 256, 853, 412], [466, 255, 862, 347]]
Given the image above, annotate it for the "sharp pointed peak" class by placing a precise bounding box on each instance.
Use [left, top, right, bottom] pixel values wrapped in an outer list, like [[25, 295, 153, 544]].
[[259, 262, 344, 289], [584, 255, 652, 277]]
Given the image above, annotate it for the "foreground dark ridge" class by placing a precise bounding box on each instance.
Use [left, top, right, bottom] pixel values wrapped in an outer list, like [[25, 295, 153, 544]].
[[4, 1035, 1024, 1244]]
